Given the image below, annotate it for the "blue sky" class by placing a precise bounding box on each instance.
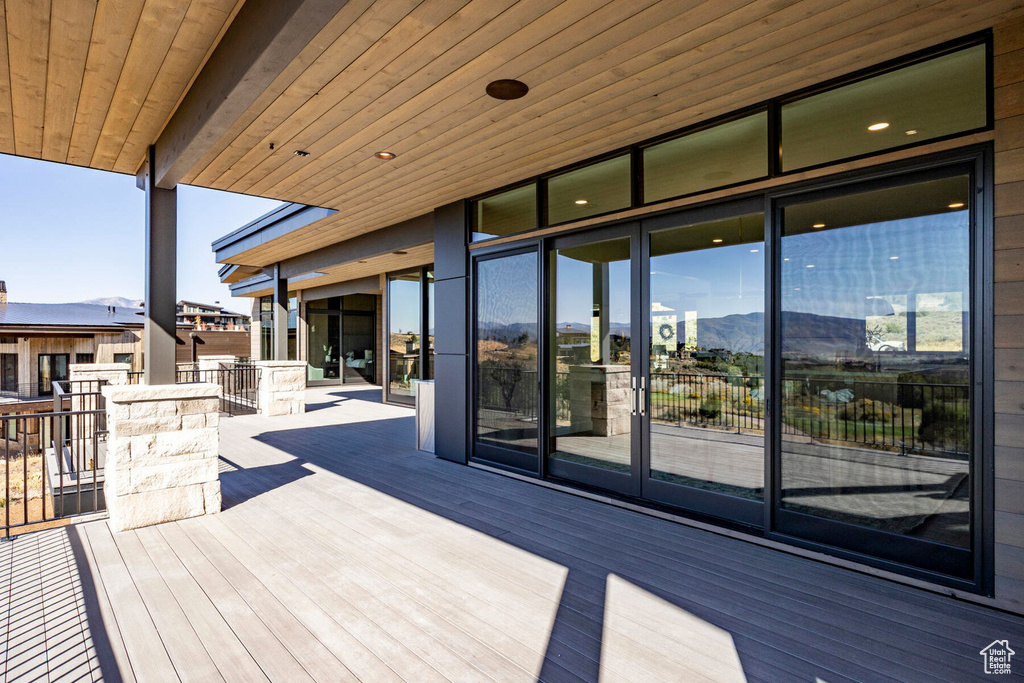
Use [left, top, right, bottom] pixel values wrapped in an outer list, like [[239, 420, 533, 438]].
[[0, 154, 282, 313]]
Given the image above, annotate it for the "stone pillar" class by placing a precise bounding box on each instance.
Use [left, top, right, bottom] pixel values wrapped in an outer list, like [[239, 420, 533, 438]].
[[569, 365, 632, 436], [102, 383, 222, 532], [197, 355, 235, 372], [254, 360, 306, 416], [69, 363, 130, 387]]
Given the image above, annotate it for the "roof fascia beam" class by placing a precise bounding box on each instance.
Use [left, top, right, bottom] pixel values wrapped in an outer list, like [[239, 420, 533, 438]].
[[279, 212, 433, 279], [152, 0, 348, 189]]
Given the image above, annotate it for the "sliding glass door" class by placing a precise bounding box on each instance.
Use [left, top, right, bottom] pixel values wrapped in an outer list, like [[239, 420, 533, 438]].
[[471, 154, 984, 587], [641, 204, 766, 526], [773, 167, 977, 581], [474, 249, 541, 472], [547, 226, 640, 495]]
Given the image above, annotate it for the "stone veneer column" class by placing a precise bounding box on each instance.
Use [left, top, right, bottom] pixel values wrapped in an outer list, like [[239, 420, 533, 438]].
[[101, 383, 222, 532], [197, 355, 236, 371], [254, 360, 307, 416], [69, 363, 130, 387]]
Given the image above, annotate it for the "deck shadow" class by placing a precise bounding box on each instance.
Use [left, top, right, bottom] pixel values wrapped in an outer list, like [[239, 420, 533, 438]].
[[66, 526, 124, 682]]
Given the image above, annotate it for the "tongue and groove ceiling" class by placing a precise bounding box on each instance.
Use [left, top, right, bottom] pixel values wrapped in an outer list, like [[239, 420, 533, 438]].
[[2, 0, 1022, 267]]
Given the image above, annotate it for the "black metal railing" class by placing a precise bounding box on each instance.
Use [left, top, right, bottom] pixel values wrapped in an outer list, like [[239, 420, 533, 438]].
[[0, 380, 107, 535], [125, 364, 259, 416], [176, 366, 260, 416], [0, 382, 54, 402], [478, 364, 968, 458]]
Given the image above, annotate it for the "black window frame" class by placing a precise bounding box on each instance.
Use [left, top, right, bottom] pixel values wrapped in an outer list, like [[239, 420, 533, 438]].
[[37, 353, 70, 396], [467, 31, 992, 246], [385, 265, 434, 406]]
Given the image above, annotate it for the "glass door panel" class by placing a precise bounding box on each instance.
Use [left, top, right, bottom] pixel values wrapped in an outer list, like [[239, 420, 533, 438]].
[[776, 172, 973, 579], [307, 312, 340, 383], [342, 313, 375, 383], [474, 250, 540, 472], [643, 212, 765, 525], [388, 273, 421, 402], [548, 233, 637, 494]]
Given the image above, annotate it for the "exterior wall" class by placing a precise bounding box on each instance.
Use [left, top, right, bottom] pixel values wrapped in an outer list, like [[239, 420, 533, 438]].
[[432, 201, 469, 463], [174, 330, 252, 364], [993, 16, 1024, 614], [0, 329, 145, 390], [375, 293, 384, 386], [250, 298, 262, 360]]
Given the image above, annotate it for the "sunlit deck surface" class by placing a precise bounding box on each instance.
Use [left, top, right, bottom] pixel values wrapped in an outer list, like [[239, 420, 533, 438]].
[[2, 385, 1022, 682]]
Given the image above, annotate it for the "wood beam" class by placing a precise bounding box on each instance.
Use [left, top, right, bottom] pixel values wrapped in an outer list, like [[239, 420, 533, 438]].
[[152, 0, 348, 189]]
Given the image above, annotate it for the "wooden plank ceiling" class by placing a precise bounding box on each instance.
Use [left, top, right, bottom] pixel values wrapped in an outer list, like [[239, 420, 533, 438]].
[[0, 0, 245, 174], [3, 1, 1023, 269]]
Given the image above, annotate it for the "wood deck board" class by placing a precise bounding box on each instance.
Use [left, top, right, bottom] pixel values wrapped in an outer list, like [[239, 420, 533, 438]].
[[6, 386, 1024, 681]]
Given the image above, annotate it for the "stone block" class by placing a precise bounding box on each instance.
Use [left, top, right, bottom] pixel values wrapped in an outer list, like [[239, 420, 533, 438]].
[[106, 436, 131, 466], [129, 457, 219, 494], [107, 484, 207, 532], [152, 428, 218, 460], [177, 398, 219, 416], [180, 414, 207, 430], [203, 481, 222, 514], [130, 400, 178, 419], [120, 415, 182, 437]]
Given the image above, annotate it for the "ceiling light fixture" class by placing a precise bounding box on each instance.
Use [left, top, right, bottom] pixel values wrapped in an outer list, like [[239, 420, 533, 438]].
[[905, 129, 918, 135], [806, 264, 815, 268], [712, 238, 723, 243], [948, 202, 965, 209], [867, 122, 890, 131], [293, 149, 310, 157], [392, 250, 408, 256], [575, 199, 588, 205], [784, 258, 790, 261], [375, 151, 396, 160], [750, 249, 759, 253], [486, 79, 529, 100], [890, 256, 899, 260], [812, 223, 826, 229]]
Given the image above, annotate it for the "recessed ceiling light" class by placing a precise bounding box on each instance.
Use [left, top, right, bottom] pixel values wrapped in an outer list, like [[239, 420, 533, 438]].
[[750, 249, 759, 253], [375, 151, 396, 160], [867, 122, 889, 131], [794, 287, 801, 291], [889, 256, 899, 260], [784, 258, 790, 261], [905, 129, 918, 135], [357, 260, 367, 264], [486, 79, 529, 100], [712, 238, 723, 243], [293, 149, 310, 157], [812, 223, 826, 229], [948, 202, 965, 209], [806, 264, 815, 268], [575, 199, 588, 205], [392, 250, 408, 256]]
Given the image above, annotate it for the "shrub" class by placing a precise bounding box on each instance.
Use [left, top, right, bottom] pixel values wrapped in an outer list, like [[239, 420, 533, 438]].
[[919, 402, 968, 449], [698, 396, 721, 419]]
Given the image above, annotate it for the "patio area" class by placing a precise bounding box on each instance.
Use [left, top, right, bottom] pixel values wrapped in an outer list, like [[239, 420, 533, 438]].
[[2, 385, 1021, 682]]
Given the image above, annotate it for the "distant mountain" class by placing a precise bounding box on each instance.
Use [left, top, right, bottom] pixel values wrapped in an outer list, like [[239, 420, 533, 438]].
[[79, 296, 143, 309]]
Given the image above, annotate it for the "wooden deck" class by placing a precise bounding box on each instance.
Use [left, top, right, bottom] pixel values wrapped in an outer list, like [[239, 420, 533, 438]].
[[2, 385, 1022, 682]]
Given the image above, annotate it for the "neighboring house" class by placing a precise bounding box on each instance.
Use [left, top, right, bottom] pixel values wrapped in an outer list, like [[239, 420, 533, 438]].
[[0, 281, 192, 402], [176, 300, 249, 331]]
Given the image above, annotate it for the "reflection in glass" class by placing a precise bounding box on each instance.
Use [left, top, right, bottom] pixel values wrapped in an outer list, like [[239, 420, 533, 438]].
[[342, 313, 375, 383], [472, 183, 537, 241], [547, 155, 631, 225], [476, 252, 538, 455], [389, 273, 421, 399], [306, 312, 339, 381], [781, 44, 986, 171], [427, 270, 435, 380], [644, 113, 768, 203], [648, 214, 765, 499], [549, 237, 632, 472], [780, 176, 971, 548]]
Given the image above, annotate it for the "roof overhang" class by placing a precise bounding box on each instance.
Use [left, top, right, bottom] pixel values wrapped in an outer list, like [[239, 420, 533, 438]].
[[212, 203, 336, 264]]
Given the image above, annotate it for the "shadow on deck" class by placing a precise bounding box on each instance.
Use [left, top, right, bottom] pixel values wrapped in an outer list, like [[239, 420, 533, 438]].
[[3, 386, 1021, 682]]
